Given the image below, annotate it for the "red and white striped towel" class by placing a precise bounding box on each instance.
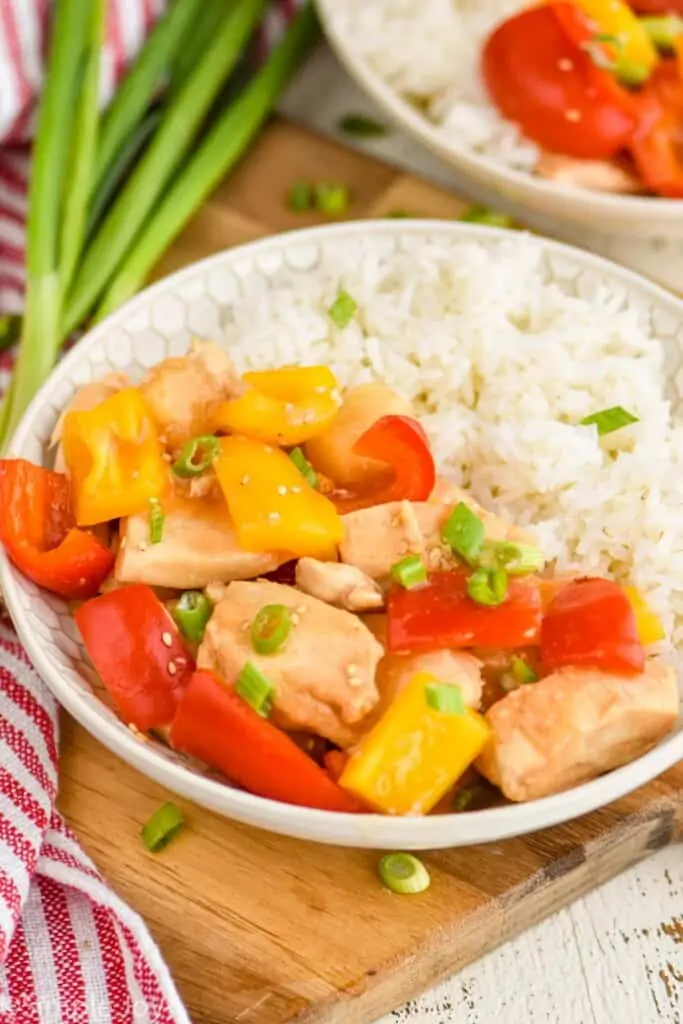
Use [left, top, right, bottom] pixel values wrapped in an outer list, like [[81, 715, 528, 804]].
[[0, 2, 298, 1020]]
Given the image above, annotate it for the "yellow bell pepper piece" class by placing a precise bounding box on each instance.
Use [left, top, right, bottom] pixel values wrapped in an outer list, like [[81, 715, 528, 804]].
[[564, 0, 658, 72], [213, 366, 341, 446], [62, 387, 169, 526], [340, 672, 491, 816], [214, 435, 344, 559], [623, 586, 666, 645]]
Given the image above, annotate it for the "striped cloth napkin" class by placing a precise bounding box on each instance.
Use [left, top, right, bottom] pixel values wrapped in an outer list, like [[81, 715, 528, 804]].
[[0, 2, 297, 1020]]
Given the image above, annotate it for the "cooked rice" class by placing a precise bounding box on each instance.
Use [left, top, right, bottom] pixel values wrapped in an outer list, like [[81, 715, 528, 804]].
[[219, 232, 683, 676], [329, 0, 539, 171]]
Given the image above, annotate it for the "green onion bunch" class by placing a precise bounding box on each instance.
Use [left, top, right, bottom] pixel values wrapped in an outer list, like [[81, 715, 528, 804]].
[[0, 0, 318, 450]]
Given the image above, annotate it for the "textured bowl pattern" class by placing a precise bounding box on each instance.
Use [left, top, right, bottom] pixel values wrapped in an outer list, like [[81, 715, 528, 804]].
[[1, 221, 682, 849]]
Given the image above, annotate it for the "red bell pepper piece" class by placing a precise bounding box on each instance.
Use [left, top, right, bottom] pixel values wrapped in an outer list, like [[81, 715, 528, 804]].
[[0, 459, 114, 599], [170, 670, 363, 813], [75, 585, 193, 731], [541, 577, 645, 675], [482, 4, 640, 161], [387, 571, 543, 654], [629, 61, 683, 197], [332, 415, 436, 514]]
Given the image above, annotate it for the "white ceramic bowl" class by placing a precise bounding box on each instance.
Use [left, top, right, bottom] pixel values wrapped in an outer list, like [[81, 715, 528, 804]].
[[2, 221, 682, 849], [316, 0, 683, 240]]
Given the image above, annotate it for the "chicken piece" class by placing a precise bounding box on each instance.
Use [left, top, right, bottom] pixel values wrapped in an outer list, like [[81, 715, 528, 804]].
[[377, 649, 483, 713], [139, 338, 244, 451], [536, 152, 646, 194], [339, 496, 520, 580], [305, 382, 413, 489], [197, 580, 383, 748], [116, 496, 288, 590], [295, 557, 384, 612], [477, 661, 679, 802], [50, 372, 129, 472]]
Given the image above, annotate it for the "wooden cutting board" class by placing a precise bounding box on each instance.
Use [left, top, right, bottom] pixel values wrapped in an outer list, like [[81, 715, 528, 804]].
[[57, 116, 683, 1024]]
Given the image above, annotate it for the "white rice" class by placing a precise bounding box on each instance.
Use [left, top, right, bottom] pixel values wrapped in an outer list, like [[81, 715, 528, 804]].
[[330, 0, 539, 171], [219, 233, 683, 672]]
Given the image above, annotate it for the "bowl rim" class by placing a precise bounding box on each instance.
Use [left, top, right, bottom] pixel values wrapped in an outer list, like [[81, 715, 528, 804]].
[[2, 217, 683, 848], [315, 0, 683, 226]]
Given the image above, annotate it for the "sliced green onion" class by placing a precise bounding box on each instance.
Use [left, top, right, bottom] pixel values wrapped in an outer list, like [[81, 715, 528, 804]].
[[441, 502, 485, 566], [511, 655, 538, 685], [289, 446, 318, 488], [487, 541, 545, 576], [141, 802, 184, 853], [236, 661, 276, 718], [461, 204, 514, 228], [148, 498, 165, 545], [287, 181, 313, 212], [64, 0, 270, 335], [314, 182, 350, 215], [172, 591, 213, 644], [452, 787, 476, 812], [640, 15, 683, 53], [385, 210, 411, 218], [452, 782, 494, 812], [172, 435, 220, 477], [251, 604, 293, 655], [425, 682, 465, 715], [580, 406, 639, 436], [328, 289, 357, 329], [467, 567, 508, 607], [378, 853, 431, 895], [93, 5, 320, 319], [338, 113, 387, 138], [391, 554, 427, 590], [583, 34, 650, 87]]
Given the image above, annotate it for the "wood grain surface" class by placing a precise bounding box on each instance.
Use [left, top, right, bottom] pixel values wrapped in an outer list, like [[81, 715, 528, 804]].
[[57, 116, 683, 1024]]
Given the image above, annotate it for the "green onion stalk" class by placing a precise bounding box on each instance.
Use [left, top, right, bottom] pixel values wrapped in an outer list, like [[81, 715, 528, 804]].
[[1, 0, 98, 451], [64, 0, 269, 335], [96, 3, 319, 318]]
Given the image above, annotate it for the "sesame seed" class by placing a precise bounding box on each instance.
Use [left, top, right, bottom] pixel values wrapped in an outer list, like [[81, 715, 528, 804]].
[[161, 631, 173, 648], [241, 474, 250, 485], [265, 445, 274, 454], [565, 108, 581, 123], [348, 676, 363, 688], [285, 403, 296, 414], [347, 663, 358, 675], [120, 539, 127, 550], [131, 470, 140, 480], [303, 411, 316, 423], [290, 613, 300, 626], [314, 385, 328, 394], [168, 661, 177, 676], [330, 389, 341, 403], [557, 58, 573, 71], [79, 576, 87, 585], [162, 452, 172, 463], [268, 511, 281, 521], [296, 604, 307, 615], [138, 542, 149, 553], [291, 486, 302, 494], [242, 620, 251, 631], [277, 485, 287, 495]]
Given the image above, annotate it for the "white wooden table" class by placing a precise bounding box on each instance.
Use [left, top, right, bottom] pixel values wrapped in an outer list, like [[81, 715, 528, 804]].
[[281, 46, 683, 1024]]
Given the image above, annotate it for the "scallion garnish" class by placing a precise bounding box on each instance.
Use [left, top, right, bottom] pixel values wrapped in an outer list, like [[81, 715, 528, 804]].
[[425, 682, 465, 715], [467, 567, 508, 607], [486, 541, 545, 576], [172, 590, 213, 644], [289, 446, 318, 488], [338, 113, 387, 138], [511, 656, 538, 685], [141, 801, 184, 853], [441, 502, 485, 566], [148, 498, 165, 545], [640, 15, 683, 53], [172, 435, 220, 477], [236, 661, 276, 718], [391, 554, 427, 590], [251, 604, 293, 655], [314, 182, 350, 215], [583, 34, 650, 87], [328, 289, 357, 329], [385, 210, 411, 218], [452, 787, 476, 812], [461, 205, 514, 228], [580, 406, 639, 436], [378, 853, 431, 895], [287, 181, 313, 212]]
